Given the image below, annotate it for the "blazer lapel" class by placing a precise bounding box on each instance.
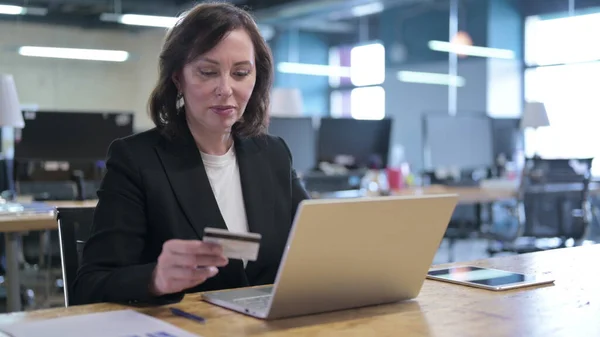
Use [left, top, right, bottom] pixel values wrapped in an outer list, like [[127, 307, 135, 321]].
[[234, 136, 275, 279], [155, 128, 228, 239], [154, 128, 275, 281], [234, 136, 275, 235]]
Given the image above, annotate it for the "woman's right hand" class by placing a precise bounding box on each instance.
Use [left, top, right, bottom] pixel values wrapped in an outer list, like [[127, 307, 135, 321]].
[[149, 239, 229, 296]]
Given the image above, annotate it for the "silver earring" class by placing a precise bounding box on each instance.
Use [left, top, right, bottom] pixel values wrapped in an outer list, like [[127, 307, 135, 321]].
[[176, 91, 184, 110]]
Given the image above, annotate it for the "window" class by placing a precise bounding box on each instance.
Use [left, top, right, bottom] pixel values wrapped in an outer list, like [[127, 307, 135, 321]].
[[350, 86, 385, 120], [328, 45, 352, 88], [524, 62, 600, 161], [329, 42, 386, 120], [525, 12, 600, 67], [330, 90, 351, 118], [350, 43, 385, 86], [524, 10, 600, 175]]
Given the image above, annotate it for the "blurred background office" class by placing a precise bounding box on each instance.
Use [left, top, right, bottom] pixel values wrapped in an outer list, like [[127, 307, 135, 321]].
[[1, 0, 599, 312]]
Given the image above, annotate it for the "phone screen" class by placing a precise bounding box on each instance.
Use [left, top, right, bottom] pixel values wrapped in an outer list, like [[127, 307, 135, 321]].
[[427, 266, 535, 286]]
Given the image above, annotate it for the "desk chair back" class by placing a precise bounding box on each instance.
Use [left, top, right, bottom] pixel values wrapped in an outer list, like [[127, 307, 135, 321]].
[[520, 158, 592, 240], [488, 159, 592, 254], [521, 183, 590, 240], [57, 207, 95, 307]]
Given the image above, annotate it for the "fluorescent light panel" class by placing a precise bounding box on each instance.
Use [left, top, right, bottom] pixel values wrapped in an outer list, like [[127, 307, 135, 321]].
[[100, 13, 177, 28], [428, 40, 516, 59], [397, 71, 466, 87], [351, 2, 384, 17], [0, 4, 24, 15], [18, 46, 129, 62], [277, 62, 351, 77], [120, 14, 178, 28], [0, 4, 47, 15], [99, 13, 275, 41]]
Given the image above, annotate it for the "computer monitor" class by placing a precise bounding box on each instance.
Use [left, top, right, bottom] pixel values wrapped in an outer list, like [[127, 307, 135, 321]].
[[491, 118, 522, 161], [317, 118, 393, 169], [267, 117, 316, 173], [15, 110, 134, 161], [423, 113, 494, 170]]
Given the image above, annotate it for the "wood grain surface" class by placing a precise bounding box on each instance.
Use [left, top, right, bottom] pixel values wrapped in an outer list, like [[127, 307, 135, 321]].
[[396, 185, 516, 204], [0, 213, 57, 233], [0, 244, 597, 337]]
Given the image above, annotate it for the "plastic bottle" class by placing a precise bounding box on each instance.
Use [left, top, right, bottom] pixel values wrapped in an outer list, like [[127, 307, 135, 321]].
[[386, 145, 405, 190], [360, 155, 389, 196]]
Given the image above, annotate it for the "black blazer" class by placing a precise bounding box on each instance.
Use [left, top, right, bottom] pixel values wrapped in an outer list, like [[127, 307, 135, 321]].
[[72, 125, 309, 305]]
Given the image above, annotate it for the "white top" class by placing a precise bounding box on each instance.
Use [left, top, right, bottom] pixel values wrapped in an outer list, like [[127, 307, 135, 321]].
[[200, 145, 249, 236]]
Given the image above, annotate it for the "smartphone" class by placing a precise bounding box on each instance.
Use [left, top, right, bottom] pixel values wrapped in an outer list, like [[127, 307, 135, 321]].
[[426, 265, 555, 291]]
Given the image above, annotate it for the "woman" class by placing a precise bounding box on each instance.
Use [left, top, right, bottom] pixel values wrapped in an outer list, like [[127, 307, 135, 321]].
[[72, 2, 309, 305]]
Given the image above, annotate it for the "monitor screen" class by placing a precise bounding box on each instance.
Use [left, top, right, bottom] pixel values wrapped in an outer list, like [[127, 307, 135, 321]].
[[15, 110, 134, 161], [317, 118, 392, 169], [267, 117, 316, 173], [491, 118, 522, 161], [423, 114, 494, 170]]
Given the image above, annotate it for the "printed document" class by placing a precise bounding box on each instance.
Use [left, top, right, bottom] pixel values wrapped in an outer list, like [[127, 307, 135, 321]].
[[0, 309, 201, 337]]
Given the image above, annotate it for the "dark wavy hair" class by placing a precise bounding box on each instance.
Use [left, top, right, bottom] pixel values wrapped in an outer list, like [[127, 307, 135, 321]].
[[148, 2, 273, 139]]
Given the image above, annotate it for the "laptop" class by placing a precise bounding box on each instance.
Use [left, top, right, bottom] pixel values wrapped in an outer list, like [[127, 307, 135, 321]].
[[201, 194, 458, 320]]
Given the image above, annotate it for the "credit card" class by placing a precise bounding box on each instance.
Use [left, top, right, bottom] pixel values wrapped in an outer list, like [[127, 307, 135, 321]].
[[202, 227, 262, 262]]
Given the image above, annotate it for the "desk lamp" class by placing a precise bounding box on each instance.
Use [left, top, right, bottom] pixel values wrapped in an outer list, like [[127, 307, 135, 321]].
[[517, 101, 550, 191], [269, 88, 303, 117], [520, 101, 549, 157], [0, 74, 26, 202]]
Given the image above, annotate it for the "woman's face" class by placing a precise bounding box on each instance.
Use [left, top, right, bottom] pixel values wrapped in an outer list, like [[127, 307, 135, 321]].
[[175, 28, 256, 134]]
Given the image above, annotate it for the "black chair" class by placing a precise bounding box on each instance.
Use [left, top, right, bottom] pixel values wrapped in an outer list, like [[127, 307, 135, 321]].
[[420, 171, 483, 262], [57, 207, 95, 307], [444, 205, 480, 262], [487, 158, 592, 255]]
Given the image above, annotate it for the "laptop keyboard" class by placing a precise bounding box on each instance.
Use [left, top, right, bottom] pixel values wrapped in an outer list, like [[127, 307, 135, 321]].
[[232, 294, 272, 311]]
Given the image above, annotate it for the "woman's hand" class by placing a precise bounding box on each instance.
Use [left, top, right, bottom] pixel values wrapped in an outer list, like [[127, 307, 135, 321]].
[[149, 239, 228, 296]]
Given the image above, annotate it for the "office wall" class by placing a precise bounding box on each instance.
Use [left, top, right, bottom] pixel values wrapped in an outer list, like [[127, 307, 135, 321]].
[[0, 21, 165, 131], [0, 20, 331, 128], [379, 0, 523, 172], [271, 30, 329, 116], [381, 0, 490, 67], [384, 58, 489, 172], [380, 1, 491, 172], [486, 0, 523, 118]]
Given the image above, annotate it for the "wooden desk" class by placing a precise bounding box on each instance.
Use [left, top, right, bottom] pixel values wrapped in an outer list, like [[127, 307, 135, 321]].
[[397, 185, 516, 204], [0, 211, 58, 313], [0, 200, 95, 313], [1, 244, 598, 336], [397, 182, 600, 205], [43, 200, 98, 208]]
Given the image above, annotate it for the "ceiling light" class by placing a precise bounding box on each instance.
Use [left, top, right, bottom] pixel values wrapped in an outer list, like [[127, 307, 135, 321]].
[[277, 62, 351, 77], [100, 13, 178, 28], [0, 4, 24, 15], [100, 13, 276, 41], [351, 2, 384, 17], [397, 71, 466, 87], [0, 4, 46, 15], [120, 14, 179, 28], [18, 46, 129, 62], [428, 40, 515, 59]]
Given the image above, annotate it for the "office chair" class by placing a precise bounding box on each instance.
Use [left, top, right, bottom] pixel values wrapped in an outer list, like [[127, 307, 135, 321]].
[[17, 181, 79, 201], [443, 205, 480, 262], [487, 158, 592, 255], [420, 170, 484, 262], [57, 207, 95, 307]]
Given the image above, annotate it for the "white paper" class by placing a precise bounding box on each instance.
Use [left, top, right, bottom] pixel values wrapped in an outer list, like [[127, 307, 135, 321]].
[[0, 309, 201, 337]]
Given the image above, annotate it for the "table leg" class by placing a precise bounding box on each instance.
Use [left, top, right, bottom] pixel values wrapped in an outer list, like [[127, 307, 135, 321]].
[[5, 233, 21, 312]]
